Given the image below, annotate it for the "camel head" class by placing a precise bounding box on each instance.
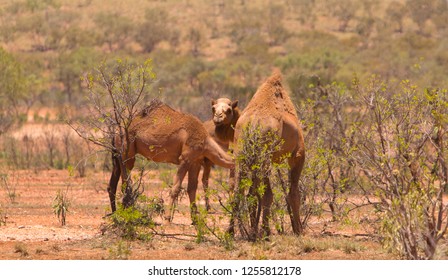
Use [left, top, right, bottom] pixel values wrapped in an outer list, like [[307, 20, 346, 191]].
[[211, 98, 238, 127]]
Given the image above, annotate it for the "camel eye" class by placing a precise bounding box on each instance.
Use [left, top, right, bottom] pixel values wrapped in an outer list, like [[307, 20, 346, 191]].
[[226, 108, 231, 114]]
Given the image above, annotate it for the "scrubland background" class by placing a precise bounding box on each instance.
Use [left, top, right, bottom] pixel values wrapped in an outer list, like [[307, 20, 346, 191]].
[[0, 0, 447, 260]]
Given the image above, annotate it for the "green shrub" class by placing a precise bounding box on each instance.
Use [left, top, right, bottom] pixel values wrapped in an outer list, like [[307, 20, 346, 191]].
[[107, 195, 162, 240], [52, 189, 70, 226], [350, 77, 448, 259]]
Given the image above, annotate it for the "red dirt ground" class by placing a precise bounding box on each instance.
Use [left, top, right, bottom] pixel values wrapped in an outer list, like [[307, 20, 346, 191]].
[[0, 169, 399, 260]]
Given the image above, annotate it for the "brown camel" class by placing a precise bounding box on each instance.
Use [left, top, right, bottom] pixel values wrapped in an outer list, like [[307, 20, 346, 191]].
[[201, 98, 240, 210], [232, 71, 305, 239], [108, 102, 234, 222]]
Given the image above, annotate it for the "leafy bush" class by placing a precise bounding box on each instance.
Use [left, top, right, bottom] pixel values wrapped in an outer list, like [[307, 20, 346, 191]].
[[94, 12, 133, 52], [107, 195, 163, 240], [349, 77, 448, 259], [134, 8, 179, 53], [0, 47, 30, 133], [296, 73, 448, 259], [1, 172, 18, 204], [232, 124, 289, 240], [52, 189, 70, 226]]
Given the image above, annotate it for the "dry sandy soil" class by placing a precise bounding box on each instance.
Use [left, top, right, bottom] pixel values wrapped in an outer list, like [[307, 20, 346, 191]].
[[0, 169, 398, 260]]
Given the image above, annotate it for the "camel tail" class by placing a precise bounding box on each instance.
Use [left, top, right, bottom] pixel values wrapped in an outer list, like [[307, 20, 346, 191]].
[[204, 137, 234, 169]]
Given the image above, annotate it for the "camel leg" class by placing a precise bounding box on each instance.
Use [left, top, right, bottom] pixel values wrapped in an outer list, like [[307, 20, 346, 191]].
[[166, 162, 189, 222], [119, 153, 137, 209], [201, 159, 212, 211], [187, 163, 201, 224], [229, 167, 236, 192], [108, 153, 121, 213], [287, 158, 305, 235], [227, 168, 243, 236], [248, 174, 261, 241], [261, 177, 273, 238]]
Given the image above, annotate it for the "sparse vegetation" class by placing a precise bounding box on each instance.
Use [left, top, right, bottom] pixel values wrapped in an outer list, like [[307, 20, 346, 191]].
[[350, 77, 448, 260], [69, 58, 158, 210], [233, 124, 288, 240], [298, 236, 365, 254], [1, 172, 18, 204], [108, 240, 132, 260], [0, 0, 448, 261], [106, 195, 163, 240], [14, 243, 29, 257], [52, 189, 70, 226]]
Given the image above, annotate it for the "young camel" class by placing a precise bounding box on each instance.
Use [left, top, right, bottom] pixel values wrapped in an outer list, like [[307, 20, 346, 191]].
[[232, 71, 305, 239], [201, 98, 240, 210], [108, 102, 234, 222]]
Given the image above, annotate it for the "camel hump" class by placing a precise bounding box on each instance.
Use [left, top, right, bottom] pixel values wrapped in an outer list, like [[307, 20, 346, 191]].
[[266, 69, 283, 87]]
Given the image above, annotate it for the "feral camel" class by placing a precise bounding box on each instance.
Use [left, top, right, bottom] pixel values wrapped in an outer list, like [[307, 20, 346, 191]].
[[232, 71, 305, 239], [202, 98, 240, 210], [108, 101, 234, 222]]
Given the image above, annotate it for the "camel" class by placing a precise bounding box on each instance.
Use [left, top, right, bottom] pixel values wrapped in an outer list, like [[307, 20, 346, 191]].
[[201, 98, 240, 210], [231, 71, 305, 239], [108, 101, 234, 222]]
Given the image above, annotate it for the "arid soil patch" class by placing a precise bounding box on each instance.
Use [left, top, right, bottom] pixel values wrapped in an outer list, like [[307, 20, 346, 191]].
[[0, 170, 397, 260]]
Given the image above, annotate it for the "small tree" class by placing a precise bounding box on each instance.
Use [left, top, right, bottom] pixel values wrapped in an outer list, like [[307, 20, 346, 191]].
[[351, 76, 448, 259], [265, 3, 290, 46], [42, 125, 60, 168], [69, 58, 158, 210], [186, 27, 205, 57], [52, 189, 70, 226], [406, 0, 436, 35], [94, 12, 133, 52], [298, 81, 362, 221], [288, 0, 317, 29], [0, 47, 30, 134], [135, 8, 179, 53], [328, 0, 360, 32], [386, 1, 407, 33], [57, 47, 99, 104], [432, 0, 448, 35]]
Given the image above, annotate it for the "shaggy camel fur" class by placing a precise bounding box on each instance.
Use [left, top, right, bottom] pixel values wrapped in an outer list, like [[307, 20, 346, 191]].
[[201, 98, 240, 209], [108, 102, 234, 222], [232, 71, 305, 239]]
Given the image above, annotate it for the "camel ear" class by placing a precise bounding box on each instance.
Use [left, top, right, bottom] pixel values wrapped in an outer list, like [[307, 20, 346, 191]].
[[231, 100, 238, 109], [211, 99, 217, 106]]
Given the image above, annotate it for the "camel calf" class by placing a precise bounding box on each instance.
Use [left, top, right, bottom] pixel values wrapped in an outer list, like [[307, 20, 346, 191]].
[[202, 98, 240, 209], [108, 102, 234, 222]]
